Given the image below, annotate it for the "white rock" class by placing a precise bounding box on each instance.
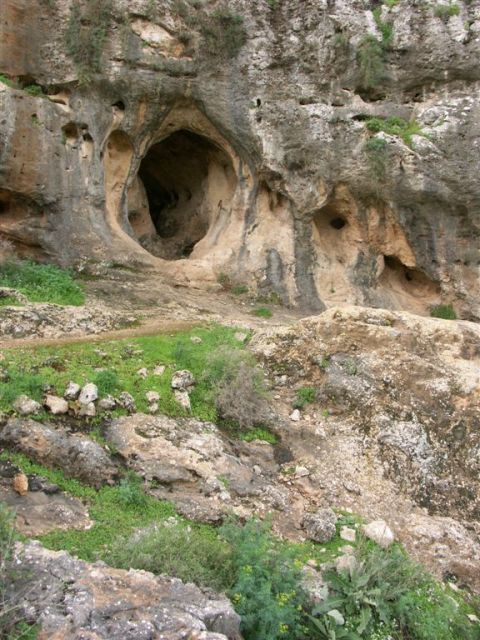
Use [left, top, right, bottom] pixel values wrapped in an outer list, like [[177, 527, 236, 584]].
[[137, 367, 148, 378], [13, 395, 42, 416], [145, 391, 160, 403], [64, 381, 81, 400], [190, 336, 202, 344], [290, 409, 301, 421], [335, 553, 358, 574], [44, 394, 69, 415], [79, 401, 96, 417], [148, 402, 159, 414], [171, 370, 195, 390], [363, 520, 395, 548], [153, 365, 166, 376], [234, 332, 248, 343], [174, 389, 191, 411], [340, 526, 356, 543], [295, 466, 310, 477], [79, 383, 98, 405]]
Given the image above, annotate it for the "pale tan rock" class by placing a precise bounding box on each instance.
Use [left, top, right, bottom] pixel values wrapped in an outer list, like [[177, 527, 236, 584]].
[[13, 472, 28, 496]]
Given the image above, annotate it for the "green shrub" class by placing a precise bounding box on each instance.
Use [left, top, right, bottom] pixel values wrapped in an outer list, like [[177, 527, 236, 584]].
[[232, 284, 249, 295], [93, 369, 119, 396], [430, 304, 457, 320], [293, 386, 317, 409], [0, 260, 84, 305], [220, 519, 307, 640], [357, 35, 385, 89], [240, 428, 278, 444], [107, 521, 234, 591], [366, 116, 424, 147], [365, 137, 388, 179], [23, 85, 44, 97], [253, 307, 273, 318], [0, 371, 44, 408], [434, 3, 460, 18], [0, 74, 15, 88], [117, 472, 148, 510]]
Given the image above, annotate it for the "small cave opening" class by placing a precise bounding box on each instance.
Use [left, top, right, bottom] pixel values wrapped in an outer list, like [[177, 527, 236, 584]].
[[313, 202, 349, 237], [380, 255, 441, 301], [129, 129, 236, 260]]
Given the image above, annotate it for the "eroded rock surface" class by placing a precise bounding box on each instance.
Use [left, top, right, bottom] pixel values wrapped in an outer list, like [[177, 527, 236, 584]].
[[0, 419, 118, 487], [105, 414, 289, 523], [9, 541, 241, 640]]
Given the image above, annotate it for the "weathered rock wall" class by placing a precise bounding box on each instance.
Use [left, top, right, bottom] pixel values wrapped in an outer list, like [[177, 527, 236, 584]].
[[0, 0, 479, 315]]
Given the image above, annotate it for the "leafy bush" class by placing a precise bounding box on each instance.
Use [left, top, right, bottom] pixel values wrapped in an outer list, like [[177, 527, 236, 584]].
[[309, 540, 480, 640], [107, 521, 234, 592], [358, 35, 385, 89], [117, 472, 148, 510], [0, 260, 84, 306], [430, 304, 457, 320], [366, 116, 424, 147], [293, 386, 317, 409], [434, 3, 460, 19], [93, 369, 119, 396], [220, 519, 307, 640]]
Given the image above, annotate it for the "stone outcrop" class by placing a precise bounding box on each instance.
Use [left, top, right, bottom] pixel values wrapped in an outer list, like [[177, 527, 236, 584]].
[[8, 541, 242, 640], [0, 0, 479, 316]]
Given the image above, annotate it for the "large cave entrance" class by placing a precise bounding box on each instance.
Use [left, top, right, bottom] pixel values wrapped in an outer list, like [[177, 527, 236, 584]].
[[128, 129, 236, 260]]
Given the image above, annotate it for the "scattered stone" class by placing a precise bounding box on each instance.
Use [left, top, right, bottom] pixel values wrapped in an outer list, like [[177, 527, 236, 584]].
[[78, 383, 98, 405], [340, 526, 356, 543], [13, 395, 41, 416], [174, 389, 191, 412], [0, 367, 9, 382], [79, 401, 96, 417], [290, 409, 301, 422], [118, 391, 136, 413], [234, 331, 248, 343], [363, 520, 395, 548], [44, 394, 69, 415], [303, 508, 337, 543], [0, 459, 20, 478], [13, 472, 29, 496], [171, 369, 195, 390], [146, 390, 160, 404], [153, 365, 166, 376], [148, 402, 159, 414], [98, 395, 116, 411], [137, 367, 148, 378], [64, 381, 81, 400], [343, 481, 362, 495], [190, 336, 202, 344]]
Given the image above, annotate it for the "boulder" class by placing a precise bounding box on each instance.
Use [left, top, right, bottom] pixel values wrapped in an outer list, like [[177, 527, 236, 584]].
[[171, 370, 195, 390], [13, 395, 41, 416], [78, 383, 98, 405], [0, 419, 117, 487], [118, 391, 136, 414], [44, 394, 69, 415], [303, 508, 337, 543], [10, 541, 242, 639], [64, 381, 81, 400], [363, 520, 395, 548]]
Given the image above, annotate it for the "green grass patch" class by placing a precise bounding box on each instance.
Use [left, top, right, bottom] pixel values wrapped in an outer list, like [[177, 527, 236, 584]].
[[0, 325, 249, 422], [366, 116, 425, 147], [0, 260, 84, 306], [434, 2, 460, 19], [430, 304, 457, 320], [253, 307, 273, 318], [240, 428, 278, 444], [232, 284, 249, 295], [0, 295, 22, 307], [293, 386, 317, 409]]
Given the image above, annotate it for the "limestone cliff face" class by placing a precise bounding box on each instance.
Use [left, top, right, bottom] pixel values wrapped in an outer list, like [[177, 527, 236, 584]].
[[0, 0, 479, 315]]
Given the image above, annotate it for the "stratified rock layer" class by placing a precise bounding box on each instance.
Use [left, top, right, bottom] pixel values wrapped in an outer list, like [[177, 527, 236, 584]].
[[0, 0, 479, 316]]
